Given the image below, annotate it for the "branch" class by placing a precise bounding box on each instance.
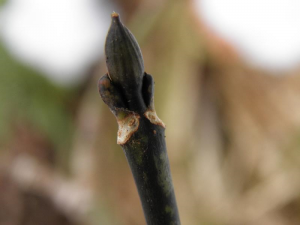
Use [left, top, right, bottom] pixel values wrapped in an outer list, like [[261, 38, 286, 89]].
[[98, 12, 180, 225]]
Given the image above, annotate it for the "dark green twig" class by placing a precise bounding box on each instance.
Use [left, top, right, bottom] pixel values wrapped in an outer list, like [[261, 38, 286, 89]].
[[98, 12, 180, 225]]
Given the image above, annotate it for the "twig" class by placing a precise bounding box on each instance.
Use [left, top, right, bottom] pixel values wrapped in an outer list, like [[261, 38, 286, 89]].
[[98, 12, 180, 225]]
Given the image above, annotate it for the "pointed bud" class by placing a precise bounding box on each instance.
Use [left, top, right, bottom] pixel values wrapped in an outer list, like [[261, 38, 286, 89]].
[[105, 12, 144, 93]]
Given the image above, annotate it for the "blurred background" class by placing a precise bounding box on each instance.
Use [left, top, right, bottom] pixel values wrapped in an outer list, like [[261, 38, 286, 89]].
[[1, 0, 300, 224]]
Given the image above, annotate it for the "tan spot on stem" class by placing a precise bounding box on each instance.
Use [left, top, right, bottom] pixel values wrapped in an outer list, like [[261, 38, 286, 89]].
[[144, 110, 165, 128], [117, 114, 140, 145]]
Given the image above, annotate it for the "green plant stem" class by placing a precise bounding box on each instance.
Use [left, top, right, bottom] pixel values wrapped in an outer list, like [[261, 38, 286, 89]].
[[98, 12, 180, 225]]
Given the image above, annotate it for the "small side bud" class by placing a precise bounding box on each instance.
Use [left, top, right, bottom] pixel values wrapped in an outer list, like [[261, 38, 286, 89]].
[[98, 74, 127, 114], [142, 73, 154, 109]]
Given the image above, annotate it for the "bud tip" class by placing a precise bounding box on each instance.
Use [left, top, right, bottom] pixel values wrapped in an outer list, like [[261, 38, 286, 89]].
[[111, 11, 119, 18]]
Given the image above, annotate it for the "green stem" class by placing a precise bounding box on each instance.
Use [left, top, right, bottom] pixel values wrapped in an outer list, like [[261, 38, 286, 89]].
[[98, 12, 180, 225]]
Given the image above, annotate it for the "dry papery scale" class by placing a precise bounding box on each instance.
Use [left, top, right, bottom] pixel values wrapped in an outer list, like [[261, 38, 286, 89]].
[[98, 12, 180, 225]]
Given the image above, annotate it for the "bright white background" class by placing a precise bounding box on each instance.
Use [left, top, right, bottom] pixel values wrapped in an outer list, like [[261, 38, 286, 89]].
[[195, 0, 300, 72], [0, 0, 116, 85], [1, 0, 300, 85]]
